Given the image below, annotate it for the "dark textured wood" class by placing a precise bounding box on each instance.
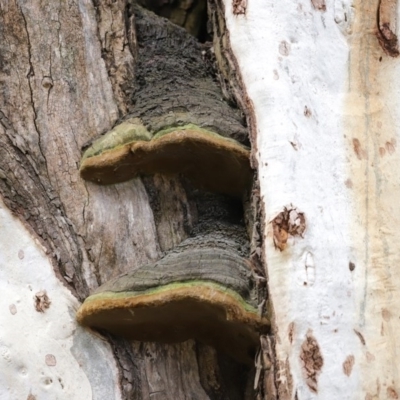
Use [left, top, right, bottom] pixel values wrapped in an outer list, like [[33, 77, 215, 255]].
[[136, 0, 208, 39], [91, 225, 252, 295], [125, 4, 248, 144]]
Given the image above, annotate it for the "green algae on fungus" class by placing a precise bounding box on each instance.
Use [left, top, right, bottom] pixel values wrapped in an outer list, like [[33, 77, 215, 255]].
[[152, 124, 248, 148], [83, 281, 259, 315], [80, 123, 252, 197], [81, 118, 151, 161]]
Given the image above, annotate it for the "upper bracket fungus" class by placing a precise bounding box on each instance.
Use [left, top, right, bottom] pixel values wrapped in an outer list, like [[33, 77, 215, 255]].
[[79, 5, 251, 197], [77, 230, 269, 365], [80, 122, 252, 197]]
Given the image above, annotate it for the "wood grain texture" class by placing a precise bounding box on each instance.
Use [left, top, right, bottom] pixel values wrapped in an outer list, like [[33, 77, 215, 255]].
[[0, 0, 259, 398]]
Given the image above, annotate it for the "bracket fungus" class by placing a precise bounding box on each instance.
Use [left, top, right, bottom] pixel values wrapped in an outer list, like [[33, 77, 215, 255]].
[[77, 230, 269, 365], [80, 122, 252, 197], [79, 6, 251, 197]]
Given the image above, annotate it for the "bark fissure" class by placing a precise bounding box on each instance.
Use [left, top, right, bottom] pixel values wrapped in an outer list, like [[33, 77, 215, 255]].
[[19, 6, 50, 181]]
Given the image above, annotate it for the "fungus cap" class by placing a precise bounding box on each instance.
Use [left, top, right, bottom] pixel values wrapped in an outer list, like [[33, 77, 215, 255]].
[[77, 281, 268, 365], [76, 236, 268, 364], [80, 124, 252, 197]]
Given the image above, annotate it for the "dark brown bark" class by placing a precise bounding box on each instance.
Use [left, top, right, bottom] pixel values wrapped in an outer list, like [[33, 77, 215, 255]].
[[0, 0, 266, 398]]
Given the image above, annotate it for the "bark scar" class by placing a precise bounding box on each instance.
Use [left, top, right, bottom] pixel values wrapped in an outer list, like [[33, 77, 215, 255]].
[[377, 0, 399, 57], [34, 290, 51, 312], [232, 0, 247, 15], [311, 0, 326, 12], [300, 330, 323, 393], [271, 206, 306, 251]]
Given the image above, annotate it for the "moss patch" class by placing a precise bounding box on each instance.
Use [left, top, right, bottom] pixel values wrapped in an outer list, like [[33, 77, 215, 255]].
[[85, 280, 258, 314], [82, 118, 151, 162], [152, 124, 249, 150]]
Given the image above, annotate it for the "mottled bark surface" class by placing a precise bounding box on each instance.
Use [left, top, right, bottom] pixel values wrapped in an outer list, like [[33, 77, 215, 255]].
[[0, 0, 262, 398]]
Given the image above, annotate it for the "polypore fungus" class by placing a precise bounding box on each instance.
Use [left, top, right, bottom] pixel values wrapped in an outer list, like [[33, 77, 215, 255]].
[[80, 123, 252, 197], [77, 230, 269, 364]]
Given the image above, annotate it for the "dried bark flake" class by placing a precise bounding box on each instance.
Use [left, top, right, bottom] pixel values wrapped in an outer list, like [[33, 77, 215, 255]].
[[300, 330, 323, 393], [232, 0, 247, 15], [34, 290, 51, 312], [272, 206, 306, 251], [377, 0, 399, 57], [311, 0, 326, 11], [342, 355, 355, 376]]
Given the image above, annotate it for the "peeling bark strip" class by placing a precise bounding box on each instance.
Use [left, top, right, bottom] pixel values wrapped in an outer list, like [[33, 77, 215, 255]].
[[257, 335, 278, 400], [377, 0, 399, 57], [311, 0, 326, 12], [300, 331, 323, 393]]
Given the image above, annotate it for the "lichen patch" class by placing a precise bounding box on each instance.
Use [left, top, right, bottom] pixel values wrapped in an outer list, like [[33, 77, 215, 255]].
[[300, 330, 323, 393]]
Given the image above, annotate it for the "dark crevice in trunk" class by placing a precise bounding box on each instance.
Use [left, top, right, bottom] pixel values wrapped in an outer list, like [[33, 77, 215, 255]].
[[125, 4, 248, 144]]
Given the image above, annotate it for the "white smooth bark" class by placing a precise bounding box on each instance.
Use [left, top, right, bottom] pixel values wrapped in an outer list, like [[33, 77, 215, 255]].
[[0, 199, 122, 400], [224, 0, 400, 398]]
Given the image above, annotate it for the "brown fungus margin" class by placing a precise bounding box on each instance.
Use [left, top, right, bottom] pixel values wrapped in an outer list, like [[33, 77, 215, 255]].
[[80, 126, 252, 198], [77, 282, 269, 365]]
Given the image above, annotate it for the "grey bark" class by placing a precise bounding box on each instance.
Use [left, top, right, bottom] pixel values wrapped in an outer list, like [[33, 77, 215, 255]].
[[0, 0, 267, 398]]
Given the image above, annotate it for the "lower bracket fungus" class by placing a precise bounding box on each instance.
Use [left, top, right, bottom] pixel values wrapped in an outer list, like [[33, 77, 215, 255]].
[[77, 230, 269, 365], [80, 123, 252, 198]]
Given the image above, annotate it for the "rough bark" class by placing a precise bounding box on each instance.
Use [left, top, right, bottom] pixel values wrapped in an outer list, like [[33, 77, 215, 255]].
[[0, 0, 260, 398]]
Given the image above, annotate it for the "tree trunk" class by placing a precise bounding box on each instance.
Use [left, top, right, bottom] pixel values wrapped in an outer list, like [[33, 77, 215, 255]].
[[0, 0, 259, 399], [2, 0, 400, 399]]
